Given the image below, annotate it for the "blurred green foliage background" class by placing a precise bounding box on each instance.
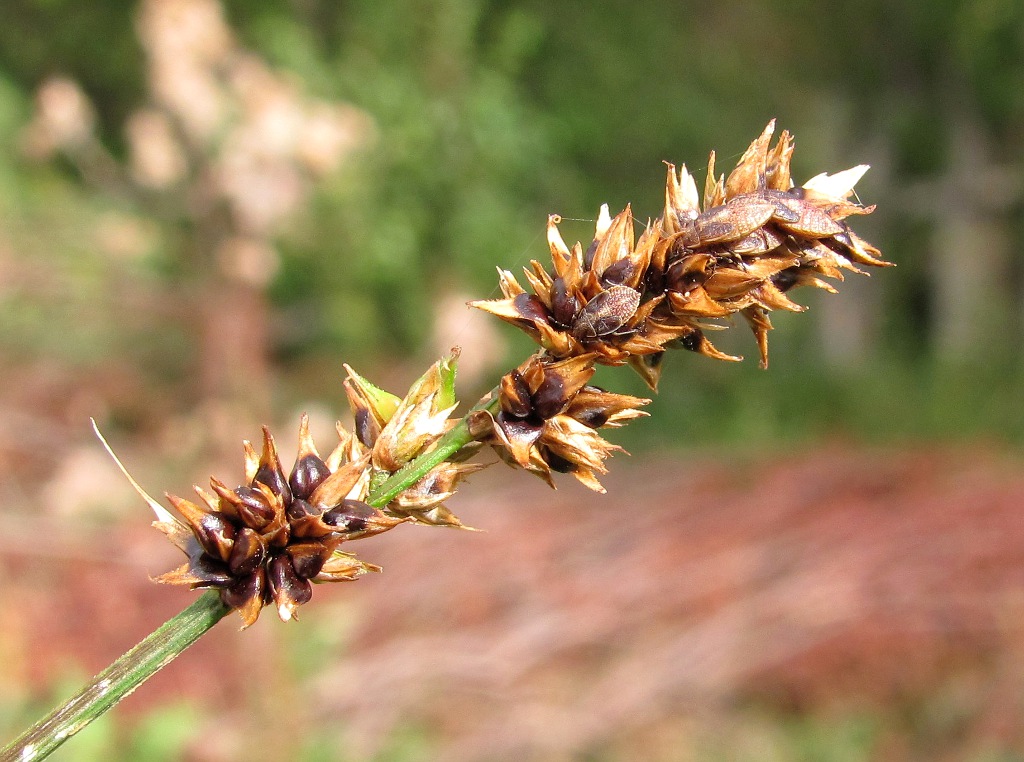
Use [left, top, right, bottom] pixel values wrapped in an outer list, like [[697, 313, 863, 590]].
[[3, 3, 1024, 760], [2, 0, 1023, 449]]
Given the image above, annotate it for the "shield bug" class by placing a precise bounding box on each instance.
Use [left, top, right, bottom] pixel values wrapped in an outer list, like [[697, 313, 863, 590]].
[[571, 285, 642, 340]]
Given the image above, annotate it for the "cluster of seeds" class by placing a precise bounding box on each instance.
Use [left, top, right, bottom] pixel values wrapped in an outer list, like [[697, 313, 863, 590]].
[[137, 121, 889, 623], [138, 356, 480, 626], [470, 121, 889, 484]]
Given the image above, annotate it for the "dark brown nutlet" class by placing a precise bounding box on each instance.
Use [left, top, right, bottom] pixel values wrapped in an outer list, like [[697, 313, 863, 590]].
[[289, 453, 331, 501], [322, 499, 374, 532], [268, 554, 313, 614], [227, 527, 266, 577], [152, 415, 396, 626]]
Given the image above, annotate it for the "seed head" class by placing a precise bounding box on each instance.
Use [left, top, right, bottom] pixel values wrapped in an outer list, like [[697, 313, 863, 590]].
[[150, 421, 402, 627], [471, 354, 650, 492], [99, 353, 482, 626], [472, 121, 891, 388]]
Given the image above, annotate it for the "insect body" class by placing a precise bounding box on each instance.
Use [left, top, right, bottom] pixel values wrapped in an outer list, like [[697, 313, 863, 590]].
[[571, 285, 642, 340]]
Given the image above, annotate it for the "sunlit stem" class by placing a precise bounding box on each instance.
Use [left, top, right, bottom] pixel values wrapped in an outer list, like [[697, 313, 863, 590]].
[[0, 388, 500, 762], [0, 591, 230, 762]]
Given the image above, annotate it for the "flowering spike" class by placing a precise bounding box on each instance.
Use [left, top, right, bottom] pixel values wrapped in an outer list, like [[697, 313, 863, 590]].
[[344, 365, 403, 448], [132, 122, 889, 631], [474, 122, 888, 374]]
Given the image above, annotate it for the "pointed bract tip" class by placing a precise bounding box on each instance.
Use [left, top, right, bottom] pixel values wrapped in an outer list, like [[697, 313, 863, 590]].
[[92, 418, 179, 525]]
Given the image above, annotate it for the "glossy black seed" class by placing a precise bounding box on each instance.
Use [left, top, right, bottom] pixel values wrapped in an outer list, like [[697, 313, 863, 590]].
[[322, 499, 375, 533], [544, 449, 576, 474], [572, 407, 610, 428], [268, 555, 312, 607], [353, 409, 378, 449], [500, 370, 533, 418], [221, 570, 264, 609], [666, 259, 710, 293], [643, 264, 667, 293], [677, 328, 704, 353], [227, 527, 266, 577], [583, 238, 599, 270], [254, 462, 291, 507], [772, 268, 800, 292], [288, 544, 328, 579], [533, 373, 568, 420], [600, 257, 635, 287], [286, 497, 316, 521], [192, 554, 233, 586], [551, 278, 579, 327], [497, 413, 545, 447], [289, 454, 331, 500], [512, 292, 551, 325], [234, 486, 276, 528], [196, 513, 236, 559]]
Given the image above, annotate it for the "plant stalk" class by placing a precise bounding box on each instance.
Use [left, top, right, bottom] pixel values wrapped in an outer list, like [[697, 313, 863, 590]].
[[1, 390, 498, 761], [366, 388, 499, 507], [0, 591, 230, 762]]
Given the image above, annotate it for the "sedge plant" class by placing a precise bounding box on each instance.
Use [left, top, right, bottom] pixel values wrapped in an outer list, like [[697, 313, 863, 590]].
[[0, 121, 890, 761]]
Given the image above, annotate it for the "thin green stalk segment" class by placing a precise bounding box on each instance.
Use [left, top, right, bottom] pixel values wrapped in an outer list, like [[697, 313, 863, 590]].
[[2, 387, 501, 762], [366, 390, 499, 508], [1, 392, 498, 762], [0, 591, 230, 762]]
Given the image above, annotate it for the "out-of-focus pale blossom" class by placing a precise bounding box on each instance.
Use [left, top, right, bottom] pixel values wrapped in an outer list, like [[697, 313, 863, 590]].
[[93, 212, 159, 261], [151, 59, 225, 143], [23, 0, 373, 284], [215, 152, 306, 235], [136, 0, 232, 66], [297, 103, 375, 176], [126, 110, 188, 188], [136, 0, 232, 142], [228, 56, 305, 158], [215, 235, 280, 287], [130, 0, 373, 239], [21, 77, 96, 159]]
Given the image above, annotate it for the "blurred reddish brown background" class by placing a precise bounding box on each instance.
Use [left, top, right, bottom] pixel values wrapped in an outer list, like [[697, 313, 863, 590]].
[[4, 0, 1024, 760]]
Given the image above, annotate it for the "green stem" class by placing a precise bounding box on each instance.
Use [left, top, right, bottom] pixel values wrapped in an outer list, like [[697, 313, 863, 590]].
[[366, 387, 499, 508], [2, 388, 500, 762], [0, 591, 230, 762]]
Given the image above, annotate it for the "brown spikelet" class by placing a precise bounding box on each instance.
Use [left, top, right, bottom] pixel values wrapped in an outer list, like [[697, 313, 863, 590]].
[[472, 121, 891, 389], [473, 354, 649, 492], [153, 418, 401, 627]]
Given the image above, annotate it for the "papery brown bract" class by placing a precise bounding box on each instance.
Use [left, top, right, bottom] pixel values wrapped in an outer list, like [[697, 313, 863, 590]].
[[474, 354, 649, 492], [154, 418, 401, 626], [148, 354, 477, 624], [473, 120, 891, 385]]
